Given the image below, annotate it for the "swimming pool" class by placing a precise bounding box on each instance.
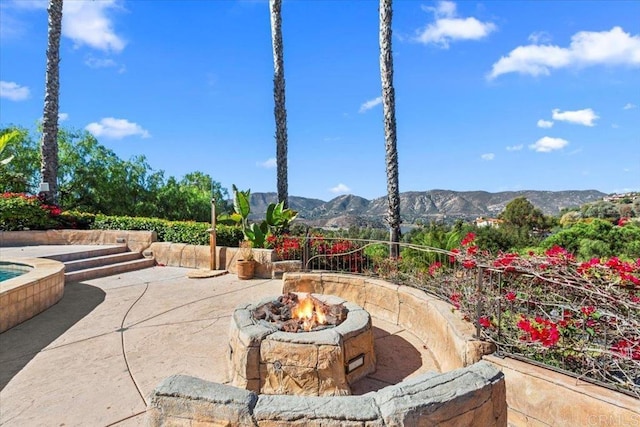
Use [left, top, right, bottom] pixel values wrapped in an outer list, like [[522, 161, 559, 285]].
[[0, 263, 30, 282]]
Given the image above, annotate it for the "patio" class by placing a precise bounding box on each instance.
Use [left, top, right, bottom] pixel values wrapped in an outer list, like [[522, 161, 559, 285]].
[[0, 263, 437, 426]]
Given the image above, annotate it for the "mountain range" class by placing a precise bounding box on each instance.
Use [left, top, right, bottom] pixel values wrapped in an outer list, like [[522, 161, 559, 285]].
[[248, 189, 607, 228]]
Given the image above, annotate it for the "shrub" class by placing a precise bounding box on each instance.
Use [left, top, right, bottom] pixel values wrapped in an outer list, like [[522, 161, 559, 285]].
[[0, 192, 60, 231], [91, 214, 243, 247]]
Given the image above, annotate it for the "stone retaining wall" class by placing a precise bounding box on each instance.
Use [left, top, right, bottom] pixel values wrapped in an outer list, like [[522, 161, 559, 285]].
[[147, 242, 276, 279], [145, 361, 506, 426], [484, 355, 640, 427], [282, 272, 495, 371], [0, 230, 156, 253], [0, 257, 65, 333]]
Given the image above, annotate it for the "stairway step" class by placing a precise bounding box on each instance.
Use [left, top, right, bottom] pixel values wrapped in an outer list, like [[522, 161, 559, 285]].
[[46, 245, 129, 262], [64, 252, 144, 272], [65, 258, 156, 282]]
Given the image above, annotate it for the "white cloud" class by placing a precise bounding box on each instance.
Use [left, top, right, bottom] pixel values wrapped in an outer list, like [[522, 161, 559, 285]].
[[623, 103, 637, 110], [528, 31, 551, 44], [257, 158, 277, 168], [63, 0, 126, 53], [552, 108, 599, 126], [416, 1, 496, 48], [359, 96, 382, 113], [85, 117, 150, 139], [481, 153, 495, 160], [537, 119, 554, 128], [84, 56, 117, 69], [506, 144, 523, 151], [330, 183, 351, 194], [529, 136, 569, 152], [0, 81, 30, 101], [489, 26, 640, 79], [58, 113, 69, 122]]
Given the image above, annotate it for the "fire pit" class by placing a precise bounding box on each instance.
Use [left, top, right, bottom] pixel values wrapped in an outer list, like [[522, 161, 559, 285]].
[[228, 293, 376, 396]]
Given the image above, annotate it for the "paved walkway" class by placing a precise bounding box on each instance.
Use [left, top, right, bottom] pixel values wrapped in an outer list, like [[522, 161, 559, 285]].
[[1, 252, 437, 426]]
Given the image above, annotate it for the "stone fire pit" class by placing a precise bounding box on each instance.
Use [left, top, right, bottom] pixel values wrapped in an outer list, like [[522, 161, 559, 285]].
[[228, 293, 376, 396]]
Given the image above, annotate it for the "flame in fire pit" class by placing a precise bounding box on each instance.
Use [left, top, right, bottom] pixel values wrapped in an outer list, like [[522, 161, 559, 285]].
[[292, 294, 327, 331], [251, 292, 348, 333]]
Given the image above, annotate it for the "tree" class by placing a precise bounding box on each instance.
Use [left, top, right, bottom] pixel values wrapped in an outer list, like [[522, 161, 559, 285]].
[[40, 0, 63, 205], [269, 0, 289, 208], [499, 197, 546, 229], [379, 0, 401, 256], [581, 200, 621, 223], [0, 127, 40, 193]]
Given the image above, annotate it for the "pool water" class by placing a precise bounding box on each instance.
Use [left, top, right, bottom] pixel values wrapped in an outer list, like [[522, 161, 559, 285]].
[[0, 268, 26, 282]]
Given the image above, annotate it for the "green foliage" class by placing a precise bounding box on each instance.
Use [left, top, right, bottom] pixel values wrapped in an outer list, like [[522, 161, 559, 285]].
[[92, 214, 243, 247], [0, 127, 39, 193], [0, 193, 58, 231], [541, 218, 640, 260], [219, 185, 297, 248], [499, 197, 548, 229], [0, 129, 19, 165], [0, 126, 229, 222], [581, 200, 620, 223]]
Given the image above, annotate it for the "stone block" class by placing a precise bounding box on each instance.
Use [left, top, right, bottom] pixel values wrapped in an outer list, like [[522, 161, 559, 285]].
[[321, 274, 366, 306], [260, 363, 319, 396], [363, 278, 399, 314], [146, 375, 257, 427], [260, 340, 319, 368], [344, 327, 376, 384], [253, 394, 382, 426], [316, 344, 350, 396], [282, 273, 323, 294]]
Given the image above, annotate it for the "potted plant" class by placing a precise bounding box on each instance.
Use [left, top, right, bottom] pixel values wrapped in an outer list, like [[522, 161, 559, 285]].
[[236, 240, 255, 280]]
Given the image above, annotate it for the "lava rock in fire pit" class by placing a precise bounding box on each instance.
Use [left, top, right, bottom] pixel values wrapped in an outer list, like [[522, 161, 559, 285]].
[[251, 292, 348, 333]]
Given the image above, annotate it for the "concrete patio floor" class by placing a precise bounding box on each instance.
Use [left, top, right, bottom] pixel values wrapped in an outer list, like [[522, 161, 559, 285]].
[[0, 257, 438, 426]]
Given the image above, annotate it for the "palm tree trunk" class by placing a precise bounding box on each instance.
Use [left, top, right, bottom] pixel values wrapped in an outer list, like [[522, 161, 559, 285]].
[[40, 0, 63, 205], [269, 0, 289, 208], [379, 0, 401, 257]]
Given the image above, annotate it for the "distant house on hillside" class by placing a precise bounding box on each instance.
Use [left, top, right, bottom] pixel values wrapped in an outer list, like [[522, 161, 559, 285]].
[[475, 217, 503, 228]]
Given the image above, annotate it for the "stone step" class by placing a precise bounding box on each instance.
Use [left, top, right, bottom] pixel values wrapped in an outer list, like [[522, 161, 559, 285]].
[[64, 251, 145, 272], [45, 245, 129, 263], [64, 258, 156, 283]]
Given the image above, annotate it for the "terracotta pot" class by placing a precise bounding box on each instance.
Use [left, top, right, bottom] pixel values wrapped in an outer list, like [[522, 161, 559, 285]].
[[236, 259, 255, 280]]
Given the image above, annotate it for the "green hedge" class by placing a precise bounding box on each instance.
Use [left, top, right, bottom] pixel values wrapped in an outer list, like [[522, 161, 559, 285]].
[[91, 214, 243, 247]]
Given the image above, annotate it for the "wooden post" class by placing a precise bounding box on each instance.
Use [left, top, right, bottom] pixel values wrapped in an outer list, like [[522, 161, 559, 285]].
[[210, 198, 217, 270]]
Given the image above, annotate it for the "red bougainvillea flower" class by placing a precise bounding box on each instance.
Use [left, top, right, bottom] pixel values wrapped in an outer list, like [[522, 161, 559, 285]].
[[466, 245, 478, 256], [618, 217, 629, 226], [462, 259, 477, 269], [479, 316, 492, 328], [450, 292, 461, 310], [505, 291, 516, 302], [580, 306, 596, 317], [610, 338, 640, 360], [428, 261, 442, 276], [461, 232, 476, 246], [449, 248, 460, 263], [517, 315, 561, 347], [493, 253, 519, 268]]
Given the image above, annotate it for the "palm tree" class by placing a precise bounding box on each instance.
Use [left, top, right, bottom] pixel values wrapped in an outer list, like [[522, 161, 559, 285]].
[[40, 0, 63, 205], [379, 0, 401, 256], [269, 0, 289, 208]]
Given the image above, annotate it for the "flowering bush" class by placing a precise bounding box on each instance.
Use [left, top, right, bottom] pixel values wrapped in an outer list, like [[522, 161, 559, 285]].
[[0, 192, 61, 231], [421, 232, 640, 397]]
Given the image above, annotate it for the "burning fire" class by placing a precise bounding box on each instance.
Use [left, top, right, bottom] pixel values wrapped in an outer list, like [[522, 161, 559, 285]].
[[292, 293, 327, 331]]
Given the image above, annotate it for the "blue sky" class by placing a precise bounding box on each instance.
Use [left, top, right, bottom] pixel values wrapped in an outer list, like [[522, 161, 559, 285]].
[[1, 0, 639, 201]]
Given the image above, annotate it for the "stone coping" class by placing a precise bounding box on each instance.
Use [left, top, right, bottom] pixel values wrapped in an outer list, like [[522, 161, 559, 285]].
[[0, 230, 156, 253], [0, 257, 65, 333], [145, 360, 506, 426], [484, 355, 640, 426], [282, 272, 495, 371]]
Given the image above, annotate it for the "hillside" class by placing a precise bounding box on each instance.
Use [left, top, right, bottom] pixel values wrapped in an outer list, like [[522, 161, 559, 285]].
[[248, 189, 606, 228]]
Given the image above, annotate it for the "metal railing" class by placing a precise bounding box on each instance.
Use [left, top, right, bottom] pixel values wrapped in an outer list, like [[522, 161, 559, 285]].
[[272, 234, 640, 398]]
